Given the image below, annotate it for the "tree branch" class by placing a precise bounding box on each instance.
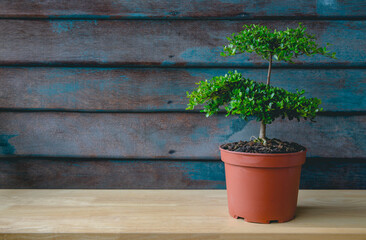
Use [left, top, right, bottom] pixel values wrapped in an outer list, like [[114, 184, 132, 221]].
[[267, 53, 272, 85]]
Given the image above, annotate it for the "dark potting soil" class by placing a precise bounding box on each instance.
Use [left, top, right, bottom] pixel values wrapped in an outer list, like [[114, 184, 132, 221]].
[[220, 138, 306, 154]]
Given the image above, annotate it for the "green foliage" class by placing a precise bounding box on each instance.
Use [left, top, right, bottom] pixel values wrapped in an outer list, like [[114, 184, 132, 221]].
[[186, 71, 322, 124], [187, 23, 335, 138], [221, 23, 336, 62]]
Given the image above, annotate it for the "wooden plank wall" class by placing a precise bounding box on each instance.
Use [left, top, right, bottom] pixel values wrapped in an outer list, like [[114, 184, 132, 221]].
[[0, 0, 365, 189]]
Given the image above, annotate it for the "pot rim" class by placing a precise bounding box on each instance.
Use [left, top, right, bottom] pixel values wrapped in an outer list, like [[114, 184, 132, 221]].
[[219, 145, 307, 168], [219, 146, 307, 156]]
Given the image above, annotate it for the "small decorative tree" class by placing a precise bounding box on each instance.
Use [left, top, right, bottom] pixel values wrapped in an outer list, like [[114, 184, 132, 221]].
[[187, 23, 335, 145]]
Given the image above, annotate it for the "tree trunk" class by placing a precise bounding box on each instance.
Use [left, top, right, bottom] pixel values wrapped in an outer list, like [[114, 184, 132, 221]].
[[260, 53, 273, 140], [259, 121, 266, 139]]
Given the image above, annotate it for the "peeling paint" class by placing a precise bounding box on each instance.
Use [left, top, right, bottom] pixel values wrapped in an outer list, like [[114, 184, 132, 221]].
[[51, 21, 75, 33], [51, 20, 97, 34], [178, 161, 226, 189], [179, 46, 221, 63], [161, 60, 176, 66], [317, 0, 339, 9], [0, 134, 17, 155], [28, 82, 83, 97], [190, 126, 209, 141], [126, 13, 149, 18]]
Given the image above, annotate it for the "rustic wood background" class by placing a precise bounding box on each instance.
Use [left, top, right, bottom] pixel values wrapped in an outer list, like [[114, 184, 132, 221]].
[[0, 0, 365, 189]]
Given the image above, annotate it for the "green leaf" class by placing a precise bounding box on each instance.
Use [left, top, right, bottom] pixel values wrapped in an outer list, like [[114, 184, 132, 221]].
[[186, 71, 323, 125], [221, 23, 335, 64]]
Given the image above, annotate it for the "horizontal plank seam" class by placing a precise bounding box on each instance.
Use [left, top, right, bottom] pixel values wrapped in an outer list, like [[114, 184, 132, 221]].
[[0, 155, 223, 161], [0, 64, 365, 69], [1, 156, 365, 162], [0, 108, 364, 116], [0, 17, 366, 21]]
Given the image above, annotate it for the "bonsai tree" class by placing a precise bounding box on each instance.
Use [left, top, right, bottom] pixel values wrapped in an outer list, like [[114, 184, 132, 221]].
[[186, 23, 335, 145]]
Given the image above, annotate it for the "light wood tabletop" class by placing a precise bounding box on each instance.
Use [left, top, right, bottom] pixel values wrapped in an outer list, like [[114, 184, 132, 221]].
[[0, 190, 365, 239]]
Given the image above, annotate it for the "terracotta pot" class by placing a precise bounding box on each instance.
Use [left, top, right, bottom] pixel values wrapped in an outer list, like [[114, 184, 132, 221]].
[[220, 146, 306, 224]]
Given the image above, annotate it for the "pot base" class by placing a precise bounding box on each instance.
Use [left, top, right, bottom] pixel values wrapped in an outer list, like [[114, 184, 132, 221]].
[[229, 210, 295, 223]]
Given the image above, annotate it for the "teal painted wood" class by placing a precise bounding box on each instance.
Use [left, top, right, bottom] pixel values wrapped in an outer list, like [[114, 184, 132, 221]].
[[0, 1, 364, 190], [0, 112, 365, 159], [0, 67, 364, 112], [0, 158, 364, 189], [0, 20, 364, 67], [0, 0, 365, 19]]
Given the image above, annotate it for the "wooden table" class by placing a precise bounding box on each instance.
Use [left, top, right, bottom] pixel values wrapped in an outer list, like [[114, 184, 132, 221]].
[[0, 190, 365, 239]]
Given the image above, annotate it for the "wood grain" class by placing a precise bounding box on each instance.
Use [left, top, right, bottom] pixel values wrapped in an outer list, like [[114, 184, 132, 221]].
[[0, 0, 365, 19], [0, 20, 364, 67], [2, 234, 365, 240], [0, 158, 225, 189], [0, 190, 365, 239], [0, 67, 364, 112], [0, 112, 365, 159], [0, 1, 364, 193], [0, 158, 365, 189]]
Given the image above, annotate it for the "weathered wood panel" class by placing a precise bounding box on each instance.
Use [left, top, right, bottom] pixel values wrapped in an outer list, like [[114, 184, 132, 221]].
[[0, 20, 364, 67], [0, 112, 365, 158], [0, 0, 365, 19], [0, 67, 364, 112], [0, 1, 364, 191], [0, 158, 364, 189], [0, 158, 223, 189]]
